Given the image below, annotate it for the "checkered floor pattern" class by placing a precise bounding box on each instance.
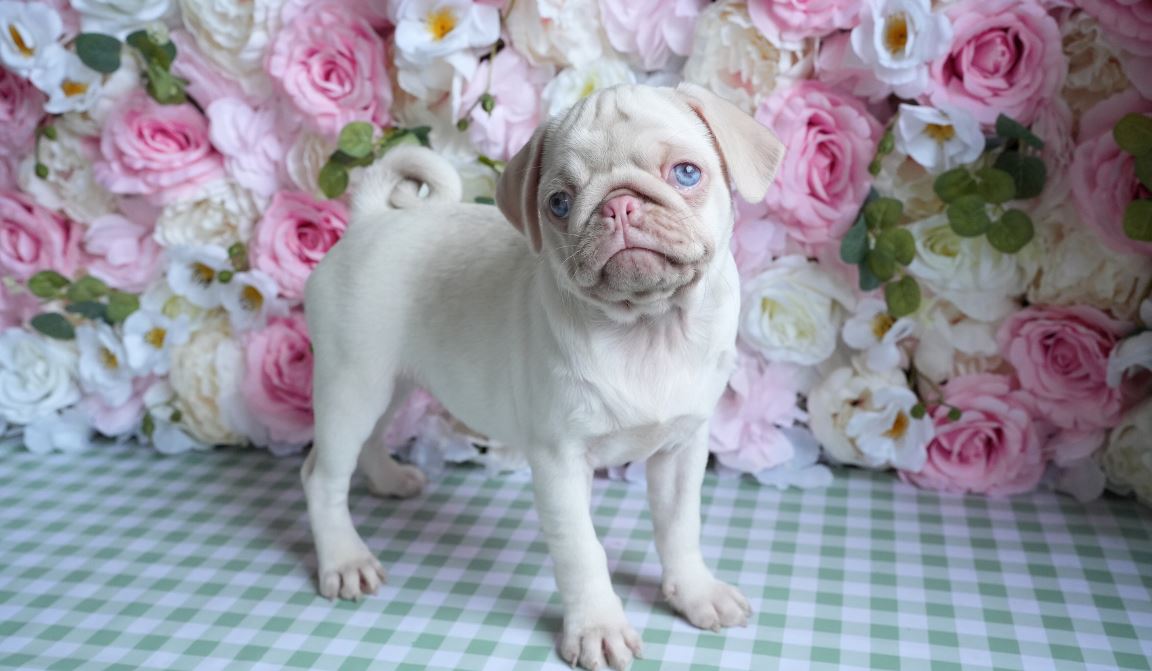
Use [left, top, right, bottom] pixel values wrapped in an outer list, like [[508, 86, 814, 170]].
[[1, 442, 1150, 671]]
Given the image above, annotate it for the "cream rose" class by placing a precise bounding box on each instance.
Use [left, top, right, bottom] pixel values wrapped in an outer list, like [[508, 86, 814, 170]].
[[1057, 8, 1129, 121], [71, 0, 172, 37], [541, 60, 637, 119], [178, 0, 280, 96], [0, 329, 80, 425], [504, 0, 609, 69], [912, 299, 1003, 385], [284, 131, 335, 198], [1098, 398, 1152, 507], [153, 179, 259, 248], [168, 316, 247, 445], [17, 127, 117, 224]]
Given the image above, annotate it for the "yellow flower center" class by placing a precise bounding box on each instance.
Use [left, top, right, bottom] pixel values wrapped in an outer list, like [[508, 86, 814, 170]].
[[61, 80, 88, 97], [240, 285, 264, 312], [144, 327, 167, 349], [884, 411, 909, 440], [99, 347, 119, 371], [924, 123, 956, 143], [579, 78, 598, 99], [760, 297, 780, 319], [191, 263, 215, 287], [871, 313, 896, 340], [883, 13, 910, 56], [8, 25, 33, 57], [426, 8, 458, 41]]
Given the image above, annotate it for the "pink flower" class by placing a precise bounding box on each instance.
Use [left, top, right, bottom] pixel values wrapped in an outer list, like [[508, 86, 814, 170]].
[[80, 378, 149, 436], [250, 191, 348, 301], [0, 191, 82, 281], [755, 81, 881, 245], [598, 0, 706, 71], [925, 0, 1065, 126], [900, 374, 1046, 497], [0, 66, 44, 158], [730, 197, 789, 277], [0, 279, 39, 330], [1069, 90, 1152, 256], [95, 90, 225, 204], [83, 213, 164, 293], [169, 31, 249, 108], [814, 31, 891, 103], [382, 388, 443, 447], [458, 48, 551, 162], [241, 313, 314, 445], [265, 1, 393, 135], [998, 305, 1131, 432], [709, 352, 806, 473], [206, 98, 286, 199], [1075, 0, 1152, 59], [747, 0, 859, 48]]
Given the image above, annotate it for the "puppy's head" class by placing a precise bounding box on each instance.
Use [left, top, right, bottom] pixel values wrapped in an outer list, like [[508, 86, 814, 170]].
[[497, 83, 785, 321]]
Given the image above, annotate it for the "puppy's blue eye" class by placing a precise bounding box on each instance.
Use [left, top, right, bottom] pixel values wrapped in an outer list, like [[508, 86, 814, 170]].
[[548, 192, 571, 218], [673, 163, 701, 188]]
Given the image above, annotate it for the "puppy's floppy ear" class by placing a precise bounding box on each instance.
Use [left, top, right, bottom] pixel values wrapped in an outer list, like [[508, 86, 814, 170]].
[[496, 124, 548, 253], [675, 82, 786, 203]]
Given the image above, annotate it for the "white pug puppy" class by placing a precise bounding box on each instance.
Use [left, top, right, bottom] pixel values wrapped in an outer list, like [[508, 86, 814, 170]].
[[302, 83, 784, 670]]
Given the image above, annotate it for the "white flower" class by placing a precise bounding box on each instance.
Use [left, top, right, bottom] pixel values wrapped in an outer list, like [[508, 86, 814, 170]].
[[808, 365, 933, 471], [850, 0, 952, 98], [284, 131, 335, 198], [0, 329, 80, 425], [141, 379, 209, 454], [872, 153, 941, 221], [154, 179, 259, 247], [178, 0, 280, 97], [894, 104, 983, 173], [1098, 398, 1152, 507], [75, 322, 134, 406], [906, 213, 1030, 321], [682, 0, 814, 114], [168, 316, 247, 445], [24, 408, 92, 454], [504, 0, 608, 69], [721, 426, 834, 490], [18, 126, 117, 223], [911, 299, 1001, 384], [57, 54, 142, 136], [123, 309, 190, 376], [71, 0, 173, 38], [0, 1, 64, 77], [842, 298, 916, 373], [542, 60, 638, 119], [739, 255, 856, 366], [219, 270, 287, 332], [32, 50, 103, 114], [166, 245, 231, 309], [394, 0, 500, 65]]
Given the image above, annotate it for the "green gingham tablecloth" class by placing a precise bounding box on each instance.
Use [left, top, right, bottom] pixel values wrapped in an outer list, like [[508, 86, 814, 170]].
[[1, 442, 1150, 671]]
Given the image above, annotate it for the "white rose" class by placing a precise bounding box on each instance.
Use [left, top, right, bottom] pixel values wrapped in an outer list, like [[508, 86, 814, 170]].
[[541, 59, 638, 119], [504, 0, 609, 69], [71, 0, 173, 38], [894, 104, 984, 173], [24, 408, 92, 454], [739, 255, 856, 366], [17, 126, 117, 223], [75, 322, 135, 406], [168, 316, 246, 445], [850, 0, 952, 98], [872, 153, 942, 221], [154, 179, 259, 247], [911, 298, 1002, 384], [0, 1, 64, 78], [1057, 8, 1129, 121], [178, 0, 281, 97], [682, 0, 814, 114], [808, 365, 933, 471], [906, 213, 1031, 322], [284, 131, 335, 198], [0, 329, 80, 425], [1098, 398, 1152, 507]]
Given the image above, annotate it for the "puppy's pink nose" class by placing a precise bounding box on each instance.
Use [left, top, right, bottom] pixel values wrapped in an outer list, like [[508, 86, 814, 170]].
[[601, 195, 642, 227]]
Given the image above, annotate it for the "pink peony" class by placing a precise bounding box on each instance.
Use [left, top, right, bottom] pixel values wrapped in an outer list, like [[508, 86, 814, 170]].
[[94, 90, 225, 204], [241, 313, 314, 445], [458, 48, 552, 162], [925, 0, 1065, 126], [598, 0, 706, 71], [249, 191, 348, 301], [0, 191, 82, 281], [0, 66, 45, 158], [900, 374, 1046, 497], [83, 213, 164, 293], [206, 97, 286, 200], [747, 0, 859, 48], [1069, 90, 1152, 256], [265, 1, 393, 135], [709, 352, 806, 473], [730, 197, 790, 277], [755, 80, 881, 245], [814, 31, 891, 103], [997, 305, 1131, 432]]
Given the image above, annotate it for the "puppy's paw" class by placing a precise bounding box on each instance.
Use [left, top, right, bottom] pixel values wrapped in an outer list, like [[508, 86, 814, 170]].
[[318, 549, 387, 601], [560, 610, 643, 671], [365, 462, 426, 499], [663, 577, 752, 631]]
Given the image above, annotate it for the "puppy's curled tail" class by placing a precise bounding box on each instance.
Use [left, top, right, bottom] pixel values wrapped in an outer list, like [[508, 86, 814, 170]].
[[352, 145, 463, 218]]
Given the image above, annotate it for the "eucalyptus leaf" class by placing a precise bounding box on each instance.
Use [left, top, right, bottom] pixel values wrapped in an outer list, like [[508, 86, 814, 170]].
[[1136, 153, 1152, 191], [74, 33, 122, 74], [66, 275, 109, 302], [31, 313, 75, 340], [338, 122, 375, 159], [126, 29, 176, 69], [106, 291, 140, 323], [946, 194, 991, 237], [986, 209, 1034, 253], [994, 151, 1046, 199], [840, 217, 869, 264], [858, 262, 882, 292], [1123, 199, 1152, 242], [318, 161, 349, 199], [1113, 113, 1152, 157], [975, 167, 1016, 204], [329, 149, 375, 168], [933, 168, 976, 203], [994, 114, 1044, 149], [66, 300, 108, 321], [866, 249, 897, 282], [144, 62, 186, 104], [864, 197, 903, 230], [876, 227, 915, 266], [28, 270, 70, 299], [474, 196, 496, 205], [884, 275, 921, 318]]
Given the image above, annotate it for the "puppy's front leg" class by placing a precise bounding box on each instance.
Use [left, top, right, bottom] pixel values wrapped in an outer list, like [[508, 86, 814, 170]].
[[646, 427, 752, 631], [530, 445, 643, 670]]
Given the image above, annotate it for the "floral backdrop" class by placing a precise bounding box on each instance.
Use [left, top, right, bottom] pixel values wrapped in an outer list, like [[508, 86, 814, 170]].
[[1, 0, 1150, 505]]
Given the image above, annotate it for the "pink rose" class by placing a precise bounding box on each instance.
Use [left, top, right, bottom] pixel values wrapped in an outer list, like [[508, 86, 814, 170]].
[[0, 66, 44, 157], [755, 81, 881, 245], [250, 191, 348, 301], [709, 352, 806, 473], [95, 90, 225, 204], [1075, 0, 1152, 59], [814, 32, 890, 103], [747, 0, 859, 48], [169, 31, 249, 109], [0, 191, 82, 281], [206, 98, 286, 200], [266, 1, 393, 135], [900, 374, 1046, 497], [598, 0, 706, 71], [1069, 91, 1152, 256], [458, 48, 552, 162], [998, 305, 1131, 432], [83, 213, 164, 293], [242, 314, 314, 445], [925, 0, 1065, 126], [0, 154, 15, 191]]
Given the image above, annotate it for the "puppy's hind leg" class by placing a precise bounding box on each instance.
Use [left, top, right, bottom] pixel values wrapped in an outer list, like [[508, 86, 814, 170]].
[[358, 379, 427, 499]]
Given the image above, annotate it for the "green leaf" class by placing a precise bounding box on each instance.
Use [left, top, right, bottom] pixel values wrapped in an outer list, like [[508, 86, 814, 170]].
[[884, 275, 921, 318], [474, 196, 496, 205], [74, 33, 122, 74], [866, 249, 897, 282], [410, 126, 432, 147], [338, 122, 375, 159], [66, 275, 108, 302], [1113, 113, 1152, 157], [106, 291, 140, 323], [877, 128, 895, 155], [946, 407, 963, 422], [41, 125, 57, 140], [126, 29, 176, 69], [994, 151, 1046, 199], [858, 262, 882, 292], [864, 197, 903, 230], [987, 209, 1035, 253], [994, 114, 1044, 149], [839, 217, 869, 264], [31, 313, 75, 340], [1124, 199, 1152, 242], [868, 158, 882, 176], [1136, 153, 1152, 192], [28, 271, 70, 299], [66, 300, 108, 321], [933, 168, 977, 203], [329, 149, 375, 168], [456, 118, 470, 131], [318, 161, 349, 199], [480, 93, 496, 114], [975, 167, 1016, 204], [946, 194, 991, 237], [34, 163, 48, 179], [910, 403, 926, 420], [142, 412, 155, 440], [144, 62, 186, 105], [876, 227, 916, 266], [477, 155, 505, 173]]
